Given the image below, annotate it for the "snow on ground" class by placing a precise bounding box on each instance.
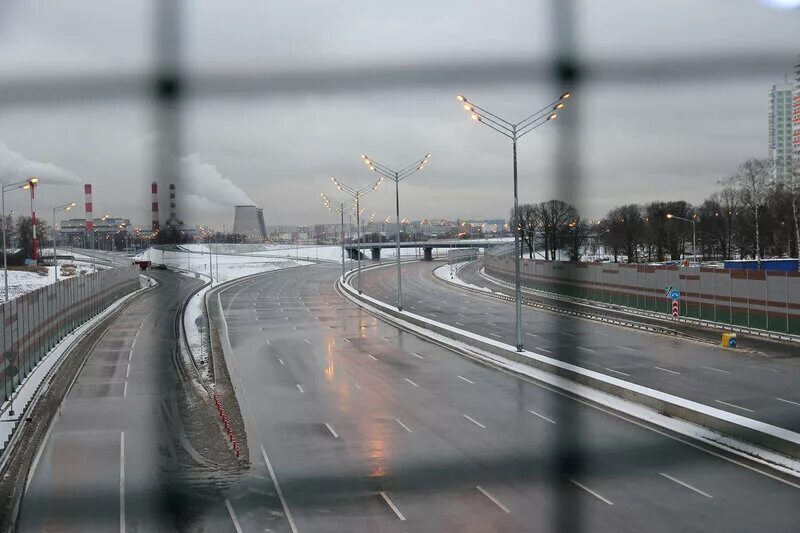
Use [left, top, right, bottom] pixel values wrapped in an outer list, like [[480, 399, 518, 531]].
[[434, 261, 492, 293], [2, 260, 105, 301]]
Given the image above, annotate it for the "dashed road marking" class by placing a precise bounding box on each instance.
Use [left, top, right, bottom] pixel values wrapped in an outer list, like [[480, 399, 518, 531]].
[[463, 414, 486, 429], [324, 423, 339, 438], [605, 368, 630, 377], [394, 418, 413, 433], [476, 486, 511, 513], [570, 480, 613, 505], [702, 365, 730, 374], [777, 397, 800, 407], [458, 375, 475, 384], [715, 399, 754, 413], [411, 352, 424, 359], [379, 491, 406, 521], [528, 409, 556, 424], [659, 473, 713, 498], [404, 377, 419, 387], [654, 366, 681, 375], [296, 384, 304, 393], [368, 354, 378, 361]]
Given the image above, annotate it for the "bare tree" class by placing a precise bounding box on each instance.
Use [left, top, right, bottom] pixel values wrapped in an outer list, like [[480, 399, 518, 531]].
[[601, 204, 645, 263], [733, 158, 772, 263], [510, 203, 537, 259], [716, 184, 741, 260], [534, 200, 576, 261], [792, 155, 800, 262]]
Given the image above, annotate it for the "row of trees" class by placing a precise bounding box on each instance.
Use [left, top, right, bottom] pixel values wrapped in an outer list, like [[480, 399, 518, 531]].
[[512, 158, 799, 263]]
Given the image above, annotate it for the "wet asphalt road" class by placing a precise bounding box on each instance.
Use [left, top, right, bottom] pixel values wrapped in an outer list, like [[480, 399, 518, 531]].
[[18, 270, 239, 532], [356, 259, 800, 433], [213, 262, 800, 533]]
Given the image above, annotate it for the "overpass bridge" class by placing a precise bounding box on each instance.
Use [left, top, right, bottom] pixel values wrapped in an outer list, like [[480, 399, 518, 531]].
[[343, 239, 508, 261]]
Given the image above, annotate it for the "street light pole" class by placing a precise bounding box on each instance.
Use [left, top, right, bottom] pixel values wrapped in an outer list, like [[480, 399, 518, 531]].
[[457, 92, 570, 351], [52, 202, 76, 282], [321, 193, 352, 279], [2, 177, 39, 302], [329, 176, 383, 294], [666, 213, 697, 263], [360, 153, 430, 311]]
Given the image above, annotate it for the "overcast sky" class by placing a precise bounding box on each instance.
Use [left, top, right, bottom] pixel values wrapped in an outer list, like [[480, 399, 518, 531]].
[[0, 0, 798, 229]]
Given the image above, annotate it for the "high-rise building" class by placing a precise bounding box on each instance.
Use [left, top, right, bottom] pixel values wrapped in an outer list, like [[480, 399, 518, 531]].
[[793, 55, 800, 171], [232, 205, 267, 242], [769, 82, 794, 181]]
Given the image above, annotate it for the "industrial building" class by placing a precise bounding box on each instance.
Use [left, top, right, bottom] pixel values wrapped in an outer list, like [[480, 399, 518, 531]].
[[232, 205, 267, 242]]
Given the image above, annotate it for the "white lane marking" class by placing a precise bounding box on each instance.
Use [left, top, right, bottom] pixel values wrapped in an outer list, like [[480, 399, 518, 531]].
[[394, 418, 413, 433], [324, 423, 340, 438], [570, 479, 613, 505], [265, 339, 271, 346], [751, 365, 780, 374], [702, 365, 730, 374], [123, 382, 128, 398], [125, 364, 130, 379], [296, 384, 304, 393], [382, 336, 391, 342], [715, 399, 754, 413], [476, 486, 511, 513], [379, 491, 406, 521], [777, 397, 800, 407], [489, 333, 503, 339], [260, 445, 299, 533], [654, 366, 681, 375], [455, 321, 465, 326], [120, 432, 126, 533], [659, 473, 713, 498], [304, 338, 311, 344], [538, 348, 553, 354], [458, 375, 475, 384], [354, 383, 362, 391], [225, 499, 244, 533], [343, 338, 351, 343], [411, 352, 424, 359], [368, 354, 378, 361], [617, 345, 636, 352], [577, 346, 595, 353], [561, 332, 576, 337], [409, 306, 416, 310], [463, 414, 486, 429], [528, 409, 556, 424], [525, 333, 539, 338], [605, 368, 630, 377], [404, 377, 419, 387], [278, 358, 285, 366]]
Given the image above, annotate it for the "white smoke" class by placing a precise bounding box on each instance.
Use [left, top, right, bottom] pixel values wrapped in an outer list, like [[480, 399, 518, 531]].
[[177, 153, 255, 222], [0, 139, 80, 184]]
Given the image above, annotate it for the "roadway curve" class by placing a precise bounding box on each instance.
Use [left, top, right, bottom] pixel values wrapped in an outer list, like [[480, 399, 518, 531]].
[[18, 270, 240, 532], [211, 262, 799, 532], [357, 260, 800, 434]]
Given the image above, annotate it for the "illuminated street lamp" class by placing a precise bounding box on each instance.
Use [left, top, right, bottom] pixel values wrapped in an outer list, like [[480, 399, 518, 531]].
[[361, 153, 430, 311], [329, 176, 383, 293], [321, 193, 354, 278], [667, 213, 697, 263], [458, 92, 570, 351], [2, 177, 39, 302], [52, 202, 76, 282]]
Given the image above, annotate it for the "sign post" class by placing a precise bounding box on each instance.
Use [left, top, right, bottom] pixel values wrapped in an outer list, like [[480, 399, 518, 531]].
[[665, 286, 680, 319]]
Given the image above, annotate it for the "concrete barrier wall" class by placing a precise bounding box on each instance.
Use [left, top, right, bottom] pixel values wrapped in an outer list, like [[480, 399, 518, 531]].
[[485, 255, 800, 335]]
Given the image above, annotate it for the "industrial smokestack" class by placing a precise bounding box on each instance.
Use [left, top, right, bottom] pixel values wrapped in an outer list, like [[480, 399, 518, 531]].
[[151, 182, 160, 231], [169, 183, 176, 224], [84, 183, 93, 246]]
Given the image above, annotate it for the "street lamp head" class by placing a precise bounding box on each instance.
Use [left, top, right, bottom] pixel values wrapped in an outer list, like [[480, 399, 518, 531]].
[[548, 113, 557, 120], [426, 153, 431, 158], [463, 103, 472, 111], [471, 113, 480, 121], [417, 165, 424, 170], [457, 94, 466, 102], [560, 92, 571, 99], [666, 213, 674, 219], [554, 102, 565, 110]]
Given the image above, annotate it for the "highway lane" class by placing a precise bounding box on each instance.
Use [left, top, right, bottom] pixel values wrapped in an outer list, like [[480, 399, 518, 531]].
[[358, 260, 800, 433], [214, 262, 800, 532], [19, 270, 237, 532]]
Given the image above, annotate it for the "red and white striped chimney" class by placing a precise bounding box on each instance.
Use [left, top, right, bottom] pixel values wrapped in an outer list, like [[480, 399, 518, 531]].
[[84, 184, 94, 247], [151, 182, 160, 231]]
